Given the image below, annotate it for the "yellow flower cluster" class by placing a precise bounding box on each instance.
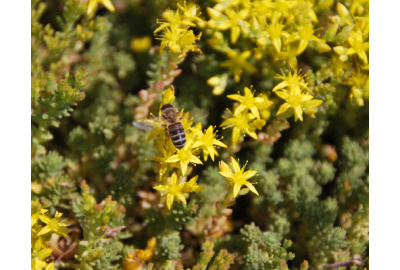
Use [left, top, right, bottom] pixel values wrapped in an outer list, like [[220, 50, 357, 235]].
[[140, 88, 227, 209], [204, 0, 332, 94], [31, 200, 69, 270], [273, 69, 323, 122], [332, 3, 369, 66], [154, 1, 203, 58], [221, 86, 272, 144], [329, 2, 369, 106]]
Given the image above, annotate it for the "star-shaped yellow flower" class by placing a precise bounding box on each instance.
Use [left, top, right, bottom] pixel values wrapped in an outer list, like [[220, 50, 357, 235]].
[[272, 69, 311, 92], [219, 157, 258, 198], [219, 8, 250, 44], [37, 211, 69, 237], [154, 9, 195, 34], [87, 0, 115, 17], [220, 49, 257, 83], [346, 30, 369, 64], [165, 142, 203, 176], [220, 112, 265, 145], [147, 139, 179, 179], [263, 18, 290, 53], [275, 86, 323, 122], [192, 125, 227, 161], [284, 23, 327, 55], [182, 175, 205, 193], [227, 86, 273, 119], [177, 1, 203, 24], [158, 27, 202, 58], [154, 173, 187, 209]]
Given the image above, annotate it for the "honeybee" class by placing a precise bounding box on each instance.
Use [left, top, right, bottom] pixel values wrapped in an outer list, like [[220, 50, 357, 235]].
[[133, 103, 187, 149]]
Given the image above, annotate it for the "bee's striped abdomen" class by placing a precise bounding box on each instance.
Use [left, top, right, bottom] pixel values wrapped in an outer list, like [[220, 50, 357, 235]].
[[168, 122, 186, 149]]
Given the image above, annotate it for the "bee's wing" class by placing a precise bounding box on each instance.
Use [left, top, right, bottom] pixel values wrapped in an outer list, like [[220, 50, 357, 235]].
[[133, 119, 158, 131]]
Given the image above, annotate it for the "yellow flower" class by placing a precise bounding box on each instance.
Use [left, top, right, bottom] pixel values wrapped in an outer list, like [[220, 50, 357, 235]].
[[219, 157, 258, 198], [182, 175, 205, 193], [153, 173, 186, 209], [220, 49, 257, 83], [178, 1, 203, 24], [220, 112, 265, 145], [176, 29, 203, 58], [345, 70, 369, 106], [165, 142, 203, 176], [329, 56, 352, 77], [220, 8, 250, 43], [38, 211, 69, 237], [31, 201, 68, 270], [32, 253, 54, 270], [346, 30, 369, 64], [271, 69, 324, 121], [275, 86, 323, 122], [87, 0, 115, 17], [272, 69, 311, 92], [148, 139, 179, 179], [227, 86, 273, 119], [263, 16, 290, 53], [154, 4, 202, 58], [31, 200, 48, 227], [276, 44, 299, 71], [192, 125, 227, 161], [158, 27, 202, 58], [284, 23, 329, 55], [154, 9, 195, 34]]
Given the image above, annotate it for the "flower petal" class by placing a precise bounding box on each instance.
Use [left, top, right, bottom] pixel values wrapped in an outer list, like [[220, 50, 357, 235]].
[[272, 81, 288, 92], [166, 194, 174, 209], [219, 160, 229, 171], [165, 155, 180, 163], [189, 155, 203, 165], [231, 157, 240, 172], [176, 194, 187, 205], [219, 171, 234, 179], [294, 106, 303, 121], [275, 90, 290, 100], [242, 170, 257, 180], [232, 127, 241, 145], [233, 183, 241, 198], [245, 183, 259, 196], [277, 103, 291, 115]]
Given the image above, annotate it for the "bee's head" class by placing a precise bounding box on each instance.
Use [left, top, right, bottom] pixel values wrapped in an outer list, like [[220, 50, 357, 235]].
[[161, 103, 174, 111], [161, 103, 179, 122]]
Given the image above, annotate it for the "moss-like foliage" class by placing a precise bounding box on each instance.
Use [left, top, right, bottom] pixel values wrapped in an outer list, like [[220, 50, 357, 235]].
[[31, 0, 368, 269]]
